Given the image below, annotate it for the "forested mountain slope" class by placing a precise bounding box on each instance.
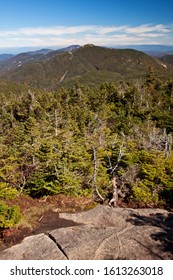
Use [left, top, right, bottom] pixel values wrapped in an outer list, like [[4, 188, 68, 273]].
[[0, 45, 172, 89], [0, 45, 80, 73], [161, 54, 173, 66]]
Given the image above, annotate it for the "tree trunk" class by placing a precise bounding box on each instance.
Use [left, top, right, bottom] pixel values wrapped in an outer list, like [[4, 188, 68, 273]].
[[54, 109, 58, 136], [109, 176, 118, 207], [92, 146, 104, 202]]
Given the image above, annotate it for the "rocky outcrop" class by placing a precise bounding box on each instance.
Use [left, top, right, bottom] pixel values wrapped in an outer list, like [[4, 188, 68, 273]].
[[0, 205, 173, 260]]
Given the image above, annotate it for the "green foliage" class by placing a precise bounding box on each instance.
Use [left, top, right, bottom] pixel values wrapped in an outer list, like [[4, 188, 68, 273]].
[[0, 201, 21, 230], [122, 149, 170, 206], [0, 78, 173, 209], [132, 182, 159, 206], [0, 183, 18, 200], [160, 153, 173, 207]]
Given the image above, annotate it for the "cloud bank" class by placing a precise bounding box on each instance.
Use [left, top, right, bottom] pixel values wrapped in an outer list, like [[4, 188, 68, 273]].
[[0, 24, 172, 49]]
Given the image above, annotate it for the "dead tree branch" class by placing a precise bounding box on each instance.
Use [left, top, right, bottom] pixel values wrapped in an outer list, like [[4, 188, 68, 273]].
[[92, 146, 104, 202], [108, 138, 125, 207]]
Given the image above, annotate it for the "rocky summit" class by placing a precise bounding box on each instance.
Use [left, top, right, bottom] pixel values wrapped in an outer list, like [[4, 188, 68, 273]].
[[0, 205, 173, 260]]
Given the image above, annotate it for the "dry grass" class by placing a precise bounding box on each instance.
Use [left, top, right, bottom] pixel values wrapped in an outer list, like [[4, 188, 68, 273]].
[[0, 194, 95, 249]]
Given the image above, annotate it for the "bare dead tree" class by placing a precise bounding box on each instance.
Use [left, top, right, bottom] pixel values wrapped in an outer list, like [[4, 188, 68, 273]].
[[54, 164, 59, 179], [163, 128, 172, 158], [28, 89, 35, 111], [54, 109, 58, 137], [92, 146, 104, 202], [28, 89, 35, 101], [108, 138, 125, 207], [18, 173, 26, 195]]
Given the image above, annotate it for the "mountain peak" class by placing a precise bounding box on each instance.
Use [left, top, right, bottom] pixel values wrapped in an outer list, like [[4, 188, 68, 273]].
[[82, 44, 95, 48], [0, 44, 173, 89]]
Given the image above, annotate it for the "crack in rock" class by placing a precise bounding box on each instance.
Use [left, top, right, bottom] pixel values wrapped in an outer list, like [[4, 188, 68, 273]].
[[94, 230, 118, 259], [45, 232, 69, 260]]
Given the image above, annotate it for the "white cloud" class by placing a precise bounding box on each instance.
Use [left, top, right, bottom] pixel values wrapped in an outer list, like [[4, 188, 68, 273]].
[[0, 24, 172, 48], [125, 24, 170, 34], [94, 26, 127, 35], [0, 26, 97, 37]]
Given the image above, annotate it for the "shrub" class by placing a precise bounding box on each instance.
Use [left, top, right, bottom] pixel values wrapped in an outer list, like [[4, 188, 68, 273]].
[[132, 181, 159, 207], [0, 183, 18, 200], [0, 201, 22, 230]]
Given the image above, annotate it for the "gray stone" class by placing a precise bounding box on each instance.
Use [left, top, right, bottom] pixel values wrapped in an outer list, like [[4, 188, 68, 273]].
[[0, 233, 66, 260], [0, 205, 173, 260]]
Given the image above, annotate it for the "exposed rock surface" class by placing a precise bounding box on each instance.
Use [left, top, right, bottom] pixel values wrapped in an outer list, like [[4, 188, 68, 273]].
[[0, 205, 173, 260]]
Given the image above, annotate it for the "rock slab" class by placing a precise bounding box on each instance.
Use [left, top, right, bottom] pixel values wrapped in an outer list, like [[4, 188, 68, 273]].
[[0, 205, 173, 260]]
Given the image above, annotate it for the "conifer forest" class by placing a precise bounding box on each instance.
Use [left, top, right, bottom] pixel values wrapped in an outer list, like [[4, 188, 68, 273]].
[[0, 67, 173, 231]]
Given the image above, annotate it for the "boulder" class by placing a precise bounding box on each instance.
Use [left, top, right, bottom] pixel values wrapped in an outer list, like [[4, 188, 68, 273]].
[[0, 205, 173, 260]]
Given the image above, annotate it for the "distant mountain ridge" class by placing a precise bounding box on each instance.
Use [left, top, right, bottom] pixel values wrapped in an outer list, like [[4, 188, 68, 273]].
[[114, 45, 173, 57], [0, 54, 14, 61], [0, 45, 81, 58], [0, 44, 173, 89], [0, 45, 81, 73], [26, 49, 53, 55], [1, 44, 172, 56]]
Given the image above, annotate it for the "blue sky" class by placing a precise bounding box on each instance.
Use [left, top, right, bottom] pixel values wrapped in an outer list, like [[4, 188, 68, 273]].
[[0, 0, 173, 52]]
